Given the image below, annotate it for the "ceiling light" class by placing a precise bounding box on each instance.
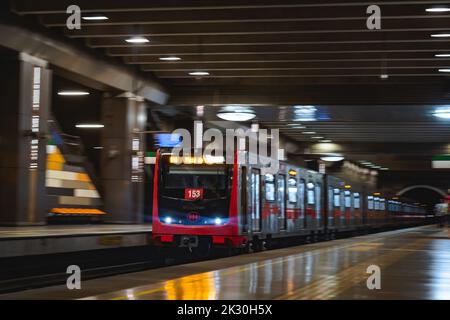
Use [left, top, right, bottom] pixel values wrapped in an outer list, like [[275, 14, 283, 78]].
[[431, 33, 450, 38], [433, 107, 450, 119], [75, 124, 105, 129], [159, 56, 181, 61], [58, 91, 90, 96], [380, 74, 389, 79], [302, 131, 316, 135], [217, 112, 256, 122], [319, 139, 333, 143], [321, 154, 345, 162], [82, 15, 109, 21], [311, 136, 324, 139], [435, 54, 450, 58], [125, 37, 150, 44], [380, 167, 389, 171], [426, 7, 450, 12], [438, 69, 450, 73], [189, 71, 210, 76]]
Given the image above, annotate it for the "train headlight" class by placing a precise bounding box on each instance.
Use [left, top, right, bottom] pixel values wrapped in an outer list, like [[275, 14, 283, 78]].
[[164, 217, 173, 224], [214, 217, 223, 225]]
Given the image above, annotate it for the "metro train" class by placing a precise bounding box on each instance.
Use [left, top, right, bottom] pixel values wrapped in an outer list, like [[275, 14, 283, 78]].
[[152, 149, 429, 255]]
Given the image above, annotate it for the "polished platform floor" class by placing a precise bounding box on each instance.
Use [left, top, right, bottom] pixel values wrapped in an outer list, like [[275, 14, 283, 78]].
[[2, 225, 449, 300], [0, 224, 152, 239]]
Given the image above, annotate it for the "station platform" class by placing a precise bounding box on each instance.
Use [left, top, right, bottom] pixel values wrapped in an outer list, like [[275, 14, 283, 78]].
[[0, 224, 152, 258], [1, 225, 449, 300]]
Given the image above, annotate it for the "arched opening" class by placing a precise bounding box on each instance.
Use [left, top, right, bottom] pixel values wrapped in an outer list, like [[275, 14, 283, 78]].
[[397, 185, 446, 212]]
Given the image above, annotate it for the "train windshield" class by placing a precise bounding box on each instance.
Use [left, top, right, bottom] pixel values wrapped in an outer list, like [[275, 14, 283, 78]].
[[159, 155, 231, 200], [162, 164, 230, 199], [157, 155, 232, 224]]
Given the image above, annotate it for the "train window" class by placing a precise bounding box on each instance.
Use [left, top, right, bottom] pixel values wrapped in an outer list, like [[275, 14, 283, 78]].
[[354, 193, 361, 209], [288, 177, 298, 203], [265, 174, 276, 202], [307, 182, 315, 205], [315, 184, 322, 216], [374, 197, 380, 210], [367, 196, 374, 210], [344, 190, 351, 208], [162, 165, 229, 199], [380, 199, 386, 211], [333, 189, 340, 207], [299, 180, 305, 216], [328, 188, 333, 212], [251, 170, 261, 232], [277, 175, 287, 230]]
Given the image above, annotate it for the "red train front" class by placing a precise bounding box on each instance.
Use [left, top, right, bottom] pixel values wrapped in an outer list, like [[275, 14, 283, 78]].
[[152, 150, 246, 254]]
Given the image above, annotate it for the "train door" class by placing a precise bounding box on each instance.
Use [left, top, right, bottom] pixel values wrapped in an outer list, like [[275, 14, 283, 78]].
[[277, 175, 287, 231], [315, 183, 322, 228], [374, 197, 380, 225], [380, 198, 386, 225], [367, 196, 374, 225], [240, 166, 248, 233], [299, 179, 306, 229], [327, 186, 334, 229], [353, 192, 361, 226], [344, 190, 352, 228], [287, 173, 299, 231], [333, 188, 341, 228], [305, 181, 316, 229], [250, 169, 261, 232]]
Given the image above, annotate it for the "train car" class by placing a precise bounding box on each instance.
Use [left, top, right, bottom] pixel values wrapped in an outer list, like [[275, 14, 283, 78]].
[[152, 148, 430, 255], [152, 149, 327, 254]]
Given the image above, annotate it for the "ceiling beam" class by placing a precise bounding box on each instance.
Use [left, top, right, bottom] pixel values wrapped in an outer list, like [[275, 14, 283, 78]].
[[64, 19, 450, 37], [106, 42, 450, 56], [168, 83, 450, 105], [12, 0, 450, 14], [0, 15, 169, 104], [40, 11, 450, 27]]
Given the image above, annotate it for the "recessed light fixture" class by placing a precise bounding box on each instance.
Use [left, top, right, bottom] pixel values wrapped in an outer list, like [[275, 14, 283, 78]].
[[380, 167, 389, 171], [189, 71, 210, 76], [319, 139, 333, 143], [431, 33, 450, 38], [93, 146, 104, 150], [435, 54, 450, 57], [82, 15, 109, 21], [125, 37, 150, 44], [433, 107, 450, 119], [159, 56, 182, 61], [217, 112, 256, 122], [58, 91, 90, 96], [311, 136, 324, 139], [426, 7, 450, 12], [217, 105, 255, 122], [438, 69, 450, 73], [380, 74, 389, 79], [75, 124, 105, 129], [321, 154, 345, 162], [302, 131, 316, 135]]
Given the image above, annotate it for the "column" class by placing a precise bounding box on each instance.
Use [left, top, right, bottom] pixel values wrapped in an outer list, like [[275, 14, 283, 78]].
[[101, 96, 146, 223], [0, 53, 51, 225]]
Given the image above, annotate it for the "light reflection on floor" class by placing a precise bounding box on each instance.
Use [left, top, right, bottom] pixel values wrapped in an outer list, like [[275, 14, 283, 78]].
[[82, 226, 450, 300]]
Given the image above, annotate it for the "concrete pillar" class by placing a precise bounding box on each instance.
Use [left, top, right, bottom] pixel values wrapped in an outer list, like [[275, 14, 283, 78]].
[[0, 53, 51, 225], [101, 96, 146, 223]]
